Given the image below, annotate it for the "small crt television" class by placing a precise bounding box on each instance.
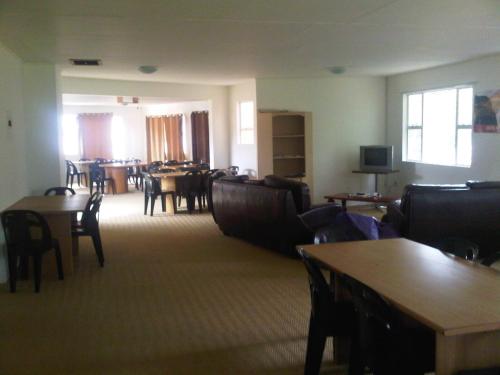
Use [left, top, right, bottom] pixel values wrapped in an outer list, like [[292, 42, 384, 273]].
[[359, 145, 394, 172]]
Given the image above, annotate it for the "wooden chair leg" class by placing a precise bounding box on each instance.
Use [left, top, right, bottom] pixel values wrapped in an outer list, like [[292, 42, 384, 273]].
[[7, 252, 17, 293], [33, 254, 42, 293]]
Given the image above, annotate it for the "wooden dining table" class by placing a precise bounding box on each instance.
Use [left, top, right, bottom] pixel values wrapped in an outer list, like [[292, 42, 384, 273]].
[[100, 162, 149, 194], [4, 194, 90, 276], [298, 238, 500, 375]]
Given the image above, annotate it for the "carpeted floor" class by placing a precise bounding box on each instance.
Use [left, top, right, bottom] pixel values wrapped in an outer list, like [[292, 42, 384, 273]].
[[0, 190, 362, 375]]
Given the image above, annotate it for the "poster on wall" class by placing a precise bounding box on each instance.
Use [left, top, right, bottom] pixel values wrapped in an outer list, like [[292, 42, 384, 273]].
[[473, 90, 500, 133]]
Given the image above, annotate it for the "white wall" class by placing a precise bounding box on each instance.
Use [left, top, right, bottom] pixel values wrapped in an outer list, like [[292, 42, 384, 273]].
[[256, 77, 386, 202], [63, 105, 148, 161], [229, 80, 257, 176], [23, 63, 61, 194], [386, 53, 500, 194], [0, 44, 59, 282], [60, 77, 229, 169]]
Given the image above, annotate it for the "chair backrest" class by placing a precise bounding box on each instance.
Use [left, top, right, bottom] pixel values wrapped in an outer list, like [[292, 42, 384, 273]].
[[147, 161, 163, 172], [164, 160, 178, 166], [179, 167, 199, 172], [314, 222, 367, 244], [95, 158, 107, 164], [1, 210, 53, 254], [89, 162, 105, 182], [432, 237, 479, 261], [199, 163, 210, 170], [228, 165, 239, 175], [142, 172, 162, 195], [176, 174, 202, 195], [81, 192, 103, 230], [44, 187, 76, 196], [65, 160, 78, 174]]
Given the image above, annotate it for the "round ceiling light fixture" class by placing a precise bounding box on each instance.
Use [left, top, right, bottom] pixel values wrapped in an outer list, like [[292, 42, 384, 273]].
[[138, 65, 158, 74], [328, 66, 346, 75]]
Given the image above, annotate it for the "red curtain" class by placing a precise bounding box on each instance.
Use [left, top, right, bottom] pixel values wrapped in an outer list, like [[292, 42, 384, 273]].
[[146, 115, 184, 162], [191, 111, 209, 163], [78, 113, 113, 160]]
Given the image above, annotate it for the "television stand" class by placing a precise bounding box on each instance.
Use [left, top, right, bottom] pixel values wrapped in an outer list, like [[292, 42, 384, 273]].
[[352, 170, 399, 193]]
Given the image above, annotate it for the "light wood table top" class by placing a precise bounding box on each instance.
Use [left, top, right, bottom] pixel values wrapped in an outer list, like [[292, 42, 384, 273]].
[[299, 238, 500, 337], [100, 162, 148, 168], [4, 195, 89, 214]]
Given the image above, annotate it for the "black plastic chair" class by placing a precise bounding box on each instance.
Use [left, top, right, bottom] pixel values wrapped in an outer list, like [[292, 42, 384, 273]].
[[432, 237, 480, 261], [142, 172, 176, 216], [199, 163, 210, 170], [44, 187, 76, 196], [72, 192, 105, 267], [297, 248, 357, 375], [344, 276, 435, 375], [65, 160, 87, 188], [1, 210, 64, 293], [178, 166, 199, 172], [228, 165, 239, 176], [175, 172, 203, 213], [89, 163, 116, 195]]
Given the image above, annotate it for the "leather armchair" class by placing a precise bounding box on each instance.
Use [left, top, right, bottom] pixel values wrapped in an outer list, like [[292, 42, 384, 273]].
[[384, 182, 500, 259]]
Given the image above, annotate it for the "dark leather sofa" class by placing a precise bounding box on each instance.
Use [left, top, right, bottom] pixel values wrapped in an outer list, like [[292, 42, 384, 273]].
[[384, 181, 500, 259], [211, 175, 335, 255]]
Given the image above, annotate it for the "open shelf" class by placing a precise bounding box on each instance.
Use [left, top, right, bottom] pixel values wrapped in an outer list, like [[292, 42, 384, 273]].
[[272, 134, 305, 138]]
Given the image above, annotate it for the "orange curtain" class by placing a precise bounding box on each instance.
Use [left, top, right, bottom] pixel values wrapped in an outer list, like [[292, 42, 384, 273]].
[[146, 115, 184, 162], [78, 113, 113, 160], [191, 111, 209, 163]]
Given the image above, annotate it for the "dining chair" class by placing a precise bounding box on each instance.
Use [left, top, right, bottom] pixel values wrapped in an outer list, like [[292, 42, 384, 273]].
[[175, 172, 203, 213], [89, 163, 116, 195], [65, 160, 87, 188], [228, 165, 239, 176], [344, 276, 435, 375], [297, 248, 357, 375], [71, 192, 105, 267], [1, 210, 64, 293], [147, 161, 164, 173], [44, 187, 76, 196], [142, 172, 176, 216]]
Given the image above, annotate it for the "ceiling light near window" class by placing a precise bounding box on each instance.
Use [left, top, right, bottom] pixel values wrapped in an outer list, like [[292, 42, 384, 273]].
[[139, 65, 158, 74]]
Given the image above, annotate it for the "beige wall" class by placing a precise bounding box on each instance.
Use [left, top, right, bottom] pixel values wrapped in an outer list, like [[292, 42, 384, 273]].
[[256, 77, 386, 202], [386, 53, 500, 195]]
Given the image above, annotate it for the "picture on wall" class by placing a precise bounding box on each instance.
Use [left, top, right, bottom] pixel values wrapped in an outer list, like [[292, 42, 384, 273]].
[[473, 90, 500, 133]]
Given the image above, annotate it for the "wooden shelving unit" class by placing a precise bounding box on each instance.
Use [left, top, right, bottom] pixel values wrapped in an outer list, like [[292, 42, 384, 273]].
[[257, 111, 313, 189]]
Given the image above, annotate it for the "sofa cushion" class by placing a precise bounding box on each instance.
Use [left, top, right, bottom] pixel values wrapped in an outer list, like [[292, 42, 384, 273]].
[[264, 175, 311, 213]]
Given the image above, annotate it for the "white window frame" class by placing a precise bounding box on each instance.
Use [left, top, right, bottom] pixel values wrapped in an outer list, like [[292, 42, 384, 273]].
[[402, 85, 473, 168], [237, 101, 255, 145]]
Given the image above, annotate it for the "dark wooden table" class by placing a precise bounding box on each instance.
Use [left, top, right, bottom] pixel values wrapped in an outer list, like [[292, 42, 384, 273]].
[[324, 193, 399, 210]]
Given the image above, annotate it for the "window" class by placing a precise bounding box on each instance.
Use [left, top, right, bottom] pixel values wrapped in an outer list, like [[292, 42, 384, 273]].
[[62, 114, 80, 156], [403, 86, 473, 167], [237, 101, 255, 145]]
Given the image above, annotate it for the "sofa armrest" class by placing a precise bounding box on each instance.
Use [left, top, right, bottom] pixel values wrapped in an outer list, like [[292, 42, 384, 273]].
[[382, 200, 404, 234]]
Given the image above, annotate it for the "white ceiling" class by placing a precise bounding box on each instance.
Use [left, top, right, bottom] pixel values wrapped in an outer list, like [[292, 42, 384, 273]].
[[1, 0, 499, 85]]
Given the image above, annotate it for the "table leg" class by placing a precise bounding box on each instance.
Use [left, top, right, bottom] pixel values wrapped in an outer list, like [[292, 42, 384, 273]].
[[105, 167, 128, 194], [160, 177, 177, 214], [43, 214, 74, 276], [435, 331, 500, 374]]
